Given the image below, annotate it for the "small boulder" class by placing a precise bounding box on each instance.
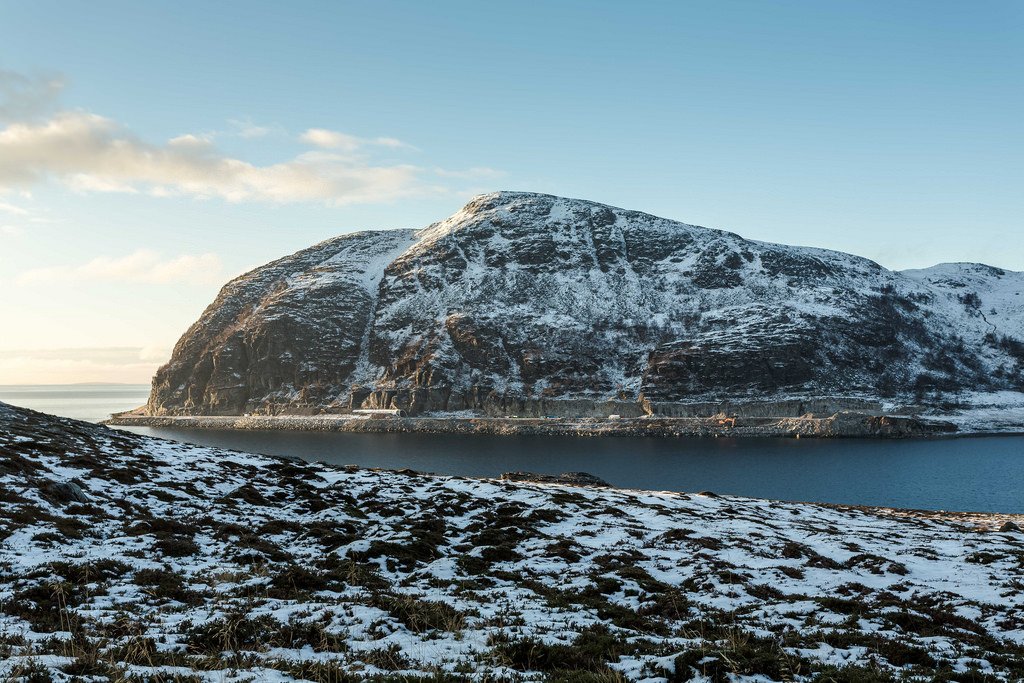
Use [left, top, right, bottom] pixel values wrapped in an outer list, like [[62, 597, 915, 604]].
[[43, 479, 91, 504], [999, 521, 1021, 533]]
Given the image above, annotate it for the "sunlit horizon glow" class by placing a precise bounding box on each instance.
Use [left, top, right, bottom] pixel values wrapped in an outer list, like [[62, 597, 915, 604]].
[[1, 1, 1021, 384], [0, 347, 168, 386]]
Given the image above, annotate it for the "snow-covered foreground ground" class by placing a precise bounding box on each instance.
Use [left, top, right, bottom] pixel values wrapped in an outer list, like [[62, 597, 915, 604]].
[[1, 401, 1023, 682]]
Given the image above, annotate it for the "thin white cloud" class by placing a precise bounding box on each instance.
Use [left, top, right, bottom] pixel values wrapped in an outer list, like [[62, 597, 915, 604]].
[[300, 128, 361, 151], [0, 347, 163, 384], [375, 137, 406, 148], [167, 133, 214, 148], [0, 69, 501, 206], [228, 118, 272, 139], [0, 112, 433, 204], [137, 345, 172, 363], [0, 200, 29, 215], [16, 249, 224, 286], [0, 70, 65, 123], [0, 198, 48, 235], [300, 128, 412, 152], [66, 173, 140, 194]]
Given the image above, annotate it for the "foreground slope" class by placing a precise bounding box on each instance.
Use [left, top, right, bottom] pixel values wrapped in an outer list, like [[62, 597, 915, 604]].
[[2, 402, 1023, 681], [148, 192, 1024, 417]]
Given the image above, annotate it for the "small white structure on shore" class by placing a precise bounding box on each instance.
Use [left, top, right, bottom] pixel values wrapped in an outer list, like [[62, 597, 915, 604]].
[[352, 408, 408, 418]]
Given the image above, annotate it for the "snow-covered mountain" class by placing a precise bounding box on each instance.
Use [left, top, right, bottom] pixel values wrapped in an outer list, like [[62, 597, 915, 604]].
[[147, 192, 1024, 416]]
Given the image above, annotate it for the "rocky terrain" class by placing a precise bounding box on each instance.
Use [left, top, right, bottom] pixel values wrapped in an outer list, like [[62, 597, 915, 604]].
[[3, 401, 1024, 681], [145, 191, 1024, 419]]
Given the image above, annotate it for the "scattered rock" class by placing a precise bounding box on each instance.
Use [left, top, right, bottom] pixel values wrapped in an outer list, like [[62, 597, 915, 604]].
[[999, 521, 1021, 533], [43, 479, 90, 504]]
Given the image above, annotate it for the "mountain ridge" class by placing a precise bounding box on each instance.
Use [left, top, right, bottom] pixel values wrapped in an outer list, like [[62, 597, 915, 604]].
[[146, 191, 1024, 417]]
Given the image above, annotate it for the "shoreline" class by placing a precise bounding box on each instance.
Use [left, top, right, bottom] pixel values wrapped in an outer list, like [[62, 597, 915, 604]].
[[106, 410, 962, 438]]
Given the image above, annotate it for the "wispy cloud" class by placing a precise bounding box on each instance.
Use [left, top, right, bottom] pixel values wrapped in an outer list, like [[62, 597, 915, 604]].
[[299, 128, 411, 152], [227, 118, 273, 139], [0, 197, 53, 237], [0, 68, 503, 208], [0, 200, 29, 216], [0, 112, 435, 204], [17, 249, 224, 286], [0, 69, 65, 123], [0, 347, 166, 385]]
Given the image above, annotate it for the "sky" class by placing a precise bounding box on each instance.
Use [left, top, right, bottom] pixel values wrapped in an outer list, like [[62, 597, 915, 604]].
[[0, 0, 1021, 384]]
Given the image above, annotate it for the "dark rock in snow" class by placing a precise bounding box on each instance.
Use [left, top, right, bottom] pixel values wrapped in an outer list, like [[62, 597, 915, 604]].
[[43, 479, 91, 504]]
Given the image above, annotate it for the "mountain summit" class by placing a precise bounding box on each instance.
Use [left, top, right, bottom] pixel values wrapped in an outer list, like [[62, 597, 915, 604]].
[[147, 192, 1024, 416]]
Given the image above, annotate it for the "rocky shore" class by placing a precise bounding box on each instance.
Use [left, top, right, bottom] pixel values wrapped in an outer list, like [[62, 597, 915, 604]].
[[107, 410, 958, 438]]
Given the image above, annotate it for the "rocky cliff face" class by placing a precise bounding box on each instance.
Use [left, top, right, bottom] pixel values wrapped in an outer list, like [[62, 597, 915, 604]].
[[148, 192, 1024, 416]]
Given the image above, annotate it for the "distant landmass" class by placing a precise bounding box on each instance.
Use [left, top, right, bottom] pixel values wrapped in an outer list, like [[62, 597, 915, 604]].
[[145, 191, 1024, 418]]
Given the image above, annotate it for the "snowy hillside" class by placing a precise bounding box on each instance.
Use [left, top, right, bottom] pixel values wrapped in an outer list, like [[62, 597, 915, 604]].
[[147, 192, 1024, 416], [2, 401, 1023, 681]]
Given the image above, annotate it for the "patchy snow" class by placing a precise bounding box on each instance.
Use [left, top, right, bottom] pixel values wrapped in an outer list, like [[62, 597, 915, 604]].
[[928, 390, 1024, 433], [2, 401, 1023, 681]]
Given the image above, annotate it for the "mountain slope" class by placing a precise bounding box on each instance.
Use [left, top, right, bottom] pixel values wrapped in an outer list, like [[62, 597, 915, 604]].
[[147, 192, 1024, 416], [2, 401, 1023, 680]]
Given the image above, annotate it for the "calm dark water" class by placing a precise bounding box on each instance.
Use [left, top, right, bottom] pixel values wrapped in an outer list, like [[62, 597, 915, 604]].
[[117, 426, 1024, 513], [3, 385, 1020, 513], [0, 384, 150, 423]]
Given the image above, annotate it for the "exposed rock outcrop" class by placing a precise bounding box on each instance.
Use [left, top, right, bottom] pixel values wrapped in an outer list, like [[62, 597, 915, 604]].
[[147, 192, 1024, 416]]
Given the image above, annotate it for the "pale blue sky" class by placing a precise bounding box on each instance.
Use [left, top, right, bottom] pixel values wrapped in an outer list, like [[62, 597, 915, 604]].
[[0, 1, 1021, 382]]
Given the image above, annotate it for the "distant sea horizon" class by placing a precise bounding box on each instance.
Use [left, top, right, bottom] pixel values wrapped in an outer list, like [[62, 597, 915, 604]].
[[0, 383, 151, 423]]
